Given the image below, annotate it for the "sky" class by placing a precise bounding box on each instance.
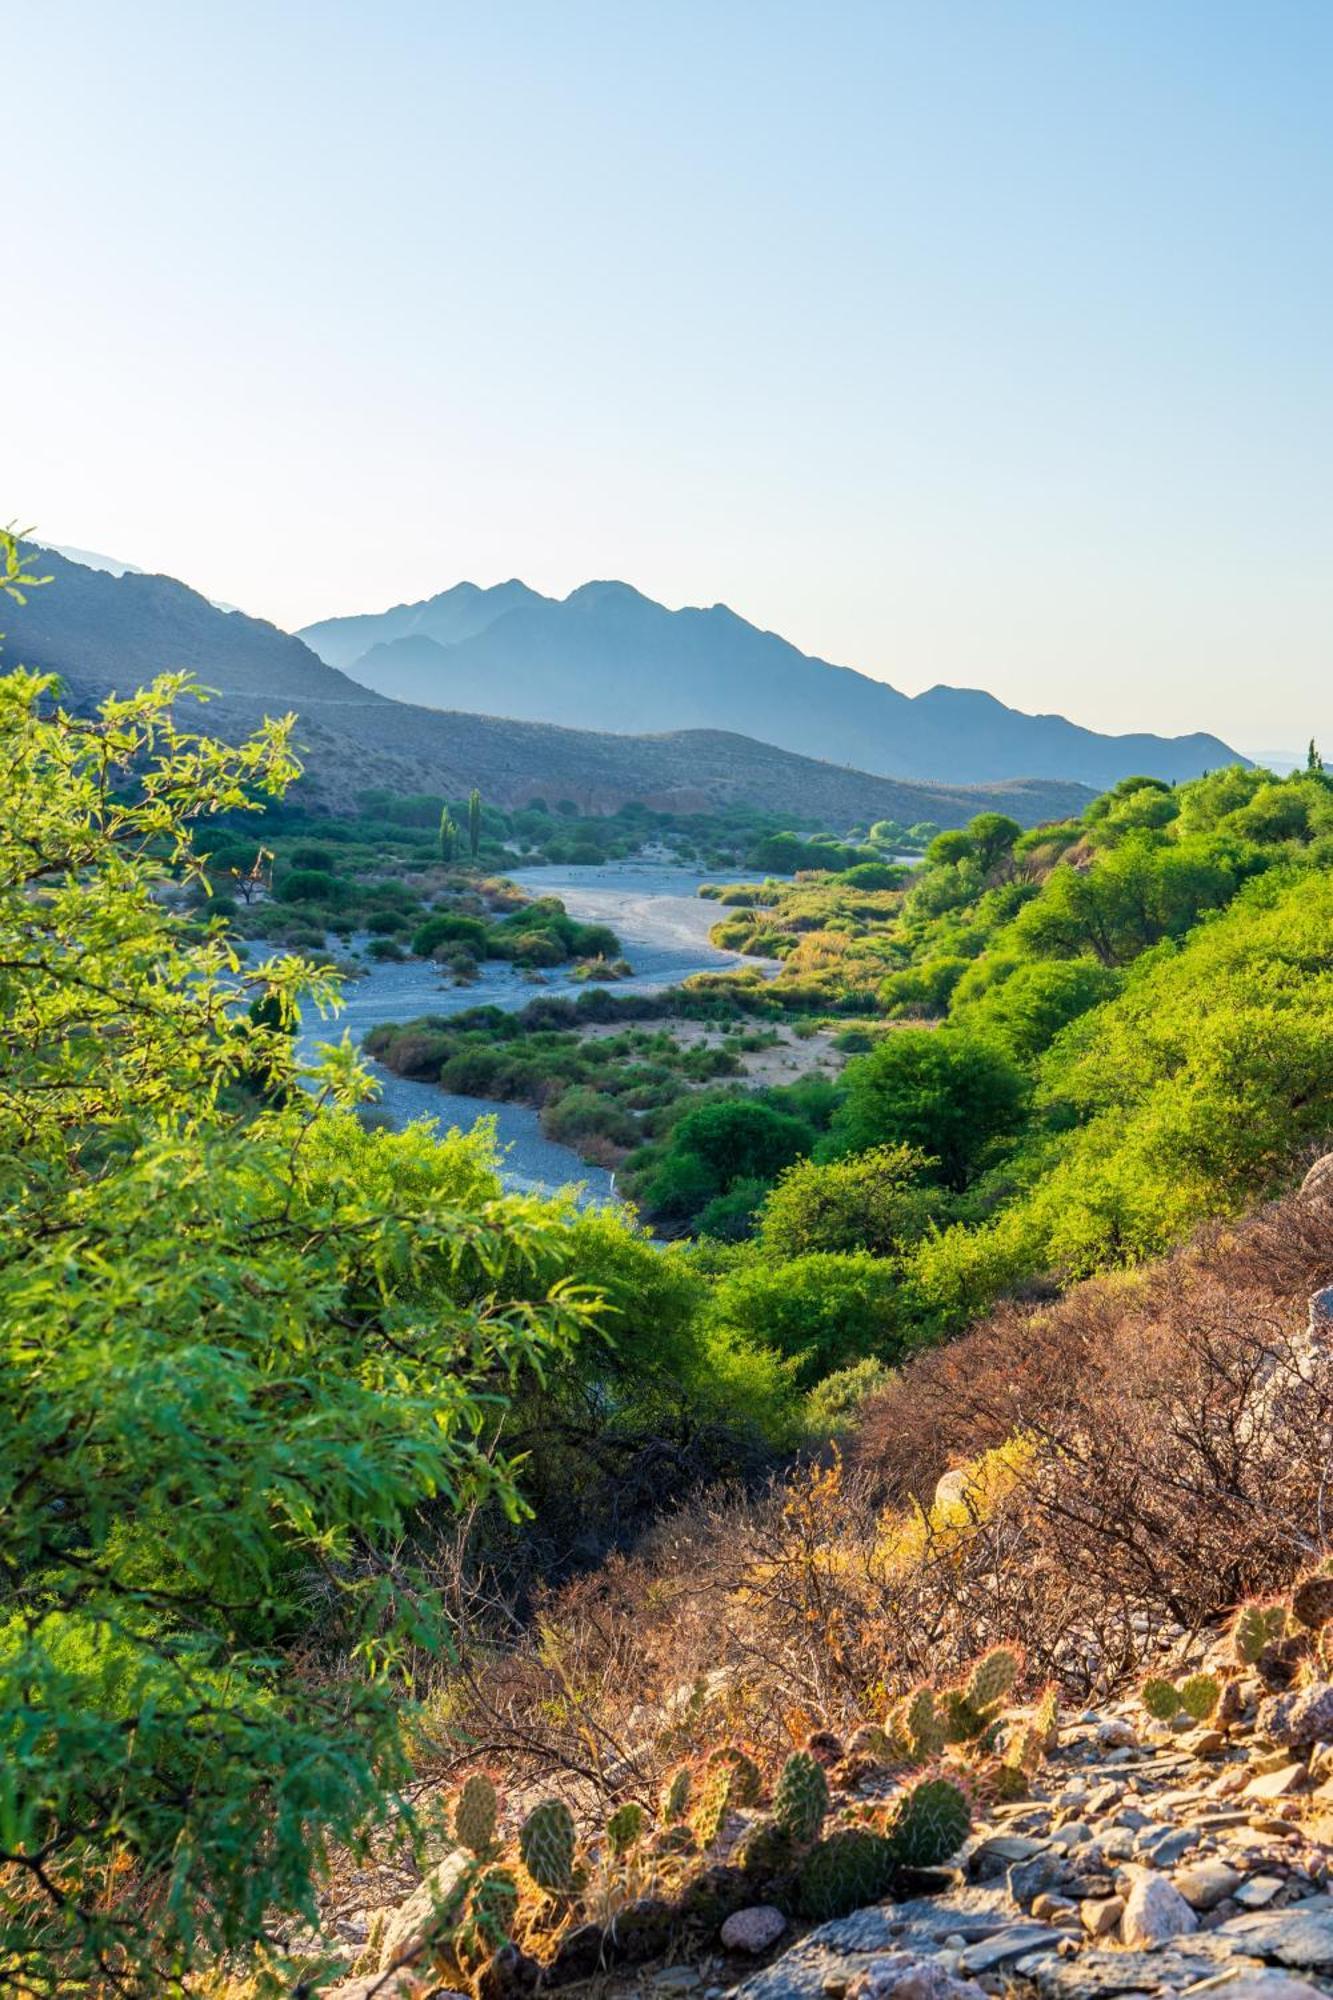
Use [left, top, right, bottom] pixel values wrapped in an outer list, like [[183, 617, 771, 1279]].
[[7, 1, 1331, 751]]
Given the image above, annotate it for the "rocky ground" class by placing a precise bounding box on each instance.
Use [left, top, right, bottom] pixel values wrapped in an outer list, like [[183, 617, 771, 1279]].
[[311, 1639, 1333, 2000]]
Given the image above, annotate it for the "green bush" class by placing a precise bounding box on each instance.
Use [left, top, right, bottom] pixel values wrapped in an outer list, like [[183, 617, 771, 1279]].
[[707, 1250, 909, 1385], [759, 1145, 940, 1258], [827, 1030, 1027, 1189]]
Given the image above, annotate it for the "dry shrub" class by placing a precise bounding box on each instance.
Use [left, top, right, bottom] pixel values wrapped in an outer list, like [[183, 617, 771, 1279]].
[[418, 1177, 1333, 1803]]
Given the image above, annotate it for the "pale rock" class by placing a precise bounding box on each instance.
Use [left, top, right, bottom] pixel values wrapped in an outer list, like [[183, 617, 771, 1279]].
[[721, 1907, 787, 1954], [1234, 1873, 1286, 1908], [1119, 1868, 1199, 1949], [848, 1954, 988, 2000], [378, 1850, 473, 1972], [1081, 1896, 1124, 1936], [1172, 1858, 1243, 1909], [1201, 1983, 1328, 2000], [1245, 1764, 1308, 1801], [1260, 1684, 1333, 1749], [1095, 1718, 1138, 1751]]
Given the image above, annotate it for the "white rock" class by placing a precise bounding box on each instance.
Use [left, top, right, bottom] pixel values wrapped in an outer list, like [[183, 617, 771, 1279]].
[[378, 1850, 473, 1972], [1119, 1867, 1200, 1950]]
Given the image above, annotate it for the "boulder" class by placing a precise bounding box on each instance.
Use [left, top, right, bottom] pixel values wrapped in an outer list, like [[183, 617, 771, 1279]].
[[1119, 1868, 1198, 1950], [1258, 1683, 1333, 1748]]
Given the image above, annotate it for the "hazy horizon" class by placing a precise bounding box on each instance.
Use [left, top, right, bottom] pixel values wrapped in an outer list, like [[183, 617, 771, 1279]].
[[10, 2, 1332, 747]]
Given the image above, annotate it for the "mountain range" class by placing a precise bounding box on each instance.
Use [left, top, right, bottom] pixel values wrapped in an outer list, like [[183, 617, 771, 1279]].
[[298, 580, 1243, 790], [3, 549, 1093, 828]]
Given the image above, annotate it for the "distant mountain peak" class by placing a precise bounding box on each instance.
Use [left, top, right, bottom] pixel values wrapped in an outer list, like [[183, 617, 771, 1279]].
[[297, 576, 1243, 790]]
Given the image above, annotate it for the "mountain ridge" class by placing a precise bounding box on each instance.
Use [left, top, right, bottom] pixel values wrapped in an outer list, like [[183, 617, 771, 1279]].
[[2, 549, 1093, 828], [299, 579, 1243, 790]]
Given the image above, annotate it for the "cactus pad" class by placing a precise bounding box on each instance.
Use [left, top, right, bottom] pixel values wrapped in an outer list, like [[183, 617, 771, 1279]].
[[1140, 1676, 1182, 1721], [734, 1814, 797, 1881], [1178, 1673, 1220, 1722], [1233, 1601, 1287, 1665], [605, 1801, 647, 1855], [466, 1867, 518, 1951], [883, 1774, 971, 1869], [519, 1799, 577, 1892], [1292, 1574, 1333, 1630], [965, 1646, 1020, 1714], [772, 1750, 830, 1844], [658, 1764, 692, 1827], [691, 1762, 738, 1849], [797, 1829, 898, 1920], [454, 1773, 499, 1857], [707, 1745, 763, 1806]]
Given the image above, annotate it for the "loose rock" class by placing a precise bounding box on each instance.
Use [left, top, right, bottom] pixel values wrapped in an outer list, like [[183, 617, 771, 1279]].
[[1119, 1867, 1199, 1949]]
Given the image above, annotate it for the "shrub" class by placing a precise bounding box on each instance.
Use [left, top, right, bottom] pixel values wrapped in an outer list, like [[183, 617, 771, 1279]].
[[277, 865, 340, 903], [411, 911, 490, 958], [707, 1250, 909, 1384], [827, 1030, 1028, 1189], [759, 1145, 940, 1258]]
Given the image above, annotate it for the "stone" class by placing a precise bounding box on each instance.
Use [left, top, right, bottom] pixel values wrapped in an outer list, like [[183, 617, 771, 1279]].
[[1233, 1874, 1287, 1908], [655, 1969, 704, 1992], [1171, 1858, 1243, 1909], [1299, 1152, 1333, 1200], [1119, 1868, 1199, 1949], [377, 1850, 473, 1972], [1031, 1894, 1077, 1924], [1259, 1685, 1333, 1749], [1134, 1825, 1198, 1866], [1081, 1897, 1124, 1936], [1203, 1984, 1328, 2000], [1007, 1851, 1065, 1906], [320, 1980, 441, 2000], [1096, 1718, 1138, 1751], [848, 1954, 988, 2000], [957, 1924, 1063, 1972], [1246, 1765, 1308, 1800], [721, 1907, 788, 1954], [1220, 1901, 1333, 1966], [1292, 1574, 1333, 1630]]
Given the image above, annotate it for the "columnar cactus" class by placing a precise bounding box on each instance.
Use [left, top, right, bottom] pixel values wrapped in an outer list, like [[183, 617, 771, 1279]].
[[454, 1773, 499, 1857], [772, 1750, 830, 1844], [883, 1774, 971, 1869], [519, 1799, 577, 1892]]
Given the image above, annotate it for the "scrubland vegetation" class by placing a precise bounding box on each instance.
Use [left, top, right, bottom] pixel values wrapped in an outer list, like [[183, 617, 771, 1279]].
[[7, 523, 1333, 1999]]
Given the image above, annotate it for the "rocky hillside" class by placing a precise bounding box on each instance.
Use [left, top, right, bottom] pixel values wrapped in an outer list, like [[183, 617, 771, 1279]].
[[299, 577, 1244, 791], [6, 550, 1091, 826], [286, 1163, 1333, 2000]]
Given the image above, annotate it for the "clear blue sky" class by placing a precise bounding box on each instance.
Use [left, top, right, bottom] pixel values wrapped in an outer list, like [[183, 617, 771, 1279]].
[[8, 1, 1331, 748]]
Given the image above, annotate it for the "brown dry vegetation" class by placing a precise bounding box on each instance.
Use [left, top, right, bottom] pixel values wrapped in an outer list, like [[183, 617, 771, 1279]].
[[418, 1173, 1333, 1811]]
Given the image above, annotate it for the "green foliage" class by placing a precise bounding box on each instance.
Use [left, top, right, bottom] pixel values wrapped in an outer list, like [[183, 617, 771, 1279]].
[[0, 628, 603, 1992], [439, 804, 459, 862], [468, 786, 483, 860], [1140, 1676, 1185, 1721], [659, 1765, 693, 1827], [705, 1249, 909, 1386], [758, 1144, 940, 1258], [519, 1799, 578, 1891], [827, 1029, 1028, 1188], [1178, 1673, 1221, 1721], [772, 1751, 830, 1843], [605, 1802, 647, 1854]]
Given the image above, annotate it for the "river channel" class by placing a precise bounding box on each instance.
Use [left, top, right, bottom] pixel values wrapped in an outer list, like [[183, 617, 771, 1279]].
[[293, 864, 765, 1204]]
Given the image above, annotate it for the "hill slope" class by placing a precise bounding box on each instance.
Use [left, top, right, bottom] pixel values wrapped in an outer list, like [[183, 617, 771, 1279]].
[[300, 577, 1243, 789], [3, 551, 1091, 826]]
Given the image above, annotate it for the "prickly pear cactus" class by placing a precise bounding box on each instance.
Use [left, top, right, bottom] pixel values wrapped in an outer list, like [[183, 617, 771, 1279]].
[[1032, 1683, 1060, 1750], [1140, 1676, 1182, 1721], [1178, 1673, 1220, 1722], [772, 1750, 830, 1844], [707, 1745, 763, 1807], [1233, 1601, 1287, 1665], [463, 1867, 518, 1955], [941, 1689, 988, 1745], [965, 1646, 1019, 1715], [734, 1814, 797, 1881], [454, 1773, 499, 1857], [797, 1828, 897, 1920], [895, 1686, 946, 1763], [691, 1761, 738, 1850], [519, 1799, 577, 1892], [883, 1774, 971, 1869], [658, 1764, 692, 1827], [605, 1801, 647, 1855]]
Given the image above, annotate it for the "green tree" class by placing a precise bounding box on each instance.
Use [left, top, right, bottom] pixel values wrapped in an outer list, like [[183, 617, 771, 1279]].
[[758, 1144, 940, 1258], [967, 812, 1022, 873], [827, 1029, 1027, 1188], [468, 785, 483, 859], [439, 803, 459, 862], [0, 569, 600, 1991], [707, 1250, 909, 1384], [1309, 739, 1324, 773]]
